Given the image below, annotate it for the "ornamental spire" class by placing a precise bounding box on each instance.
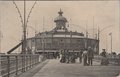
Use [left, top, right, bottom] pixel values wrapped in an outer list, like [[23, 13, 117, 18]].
[[52, 9, 68, 32], [58, 9, 63, 16]]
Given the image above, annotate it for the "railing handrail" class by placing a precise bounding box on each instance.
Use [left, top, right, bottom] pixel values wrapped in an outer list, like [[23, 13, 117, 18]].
[[0, 54, 43, 77]]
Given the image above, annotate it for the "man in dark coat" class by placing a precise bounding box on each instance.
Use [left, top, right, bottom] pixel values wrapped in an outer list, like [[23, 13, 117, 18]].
[[87, 47, 94, 66], [100, 49, 109, 65], [100, 49, 106, 57]]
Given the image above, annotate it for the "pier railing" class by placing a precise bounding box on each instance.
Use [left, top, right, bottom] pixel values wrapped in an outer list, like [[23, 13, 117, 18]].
[[0, 54, 43, 77]]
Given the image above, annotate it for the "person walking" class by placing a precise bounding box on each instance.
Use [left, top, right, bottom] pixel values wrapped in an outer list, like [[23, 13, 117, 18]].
[[87, 47, 94, 66], [60, 50, 66, 63], [82, 49, 88, 66], [79, 50, 83, 63], [66, 50, 70, 63], [71, 50, 76, 63]]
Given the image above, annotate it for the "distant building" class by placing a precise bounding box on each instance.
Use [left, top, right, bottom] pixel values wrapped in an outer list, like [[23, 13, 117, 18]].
[[26, 9, 99, 54]]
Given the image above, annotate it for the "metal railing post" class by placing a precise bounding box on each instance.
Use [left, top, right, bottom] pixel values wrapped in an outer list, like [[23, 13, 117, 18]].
[[33, 55, 35, 66], [24, 55, 26, 71], [35, 55, 37, 64], [37, 55, 39, 63], [31, 55, 33, 67], [34, 55, 36, 65], [15, 56, 18, 76], [35, 55, 36, 64], [30, 55, 32, 68], [24, 55, 26, 72], [22, 55, 25, 72], [0, 54, 2, 77], [28, 55, 29, 68], [26, 55, 28, 70], [7, 56, 10, 77]]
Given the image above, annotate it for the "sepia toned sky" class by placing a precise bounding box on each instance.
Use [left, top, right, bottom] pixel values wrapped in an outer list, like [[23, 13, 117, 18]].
[[0, 0, 119, 53]]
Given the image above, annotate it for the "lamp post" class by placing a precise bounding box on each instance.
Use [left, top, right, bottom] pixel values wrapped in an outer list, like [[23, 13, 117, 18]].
[[22, 0, 27, 54], [13, 0, 37, 54], [109, 33, 112, 53]]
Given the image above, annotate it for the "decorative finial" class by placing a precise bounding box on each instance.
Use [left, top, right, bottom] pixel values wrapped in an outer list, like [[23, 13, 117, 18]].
[[58, 9, 63, 16]]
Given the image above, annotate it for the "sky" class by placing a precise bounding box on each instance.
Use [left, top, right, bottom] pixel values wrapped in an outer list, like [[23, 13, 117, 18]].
[[0, 0, 119, 53]]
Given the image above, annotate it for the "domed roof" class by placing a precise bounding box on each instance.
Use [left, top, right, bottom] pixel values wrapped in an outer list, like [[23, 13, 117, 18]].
[[54, 9, 67, 22]]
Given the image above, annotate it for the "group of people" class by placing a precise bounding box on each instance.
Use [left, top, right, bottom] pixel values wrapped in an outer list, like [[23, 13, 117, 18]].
[[45, 52, 60, 59], [60, 50, 77, 63], [82, 47, 94, 66], [60, 47, 94, 66]]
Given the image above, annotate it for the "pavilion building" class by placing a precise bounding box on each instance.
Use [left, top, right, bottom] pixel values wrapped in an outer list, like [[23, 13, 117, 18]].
[[26, 9, 99, 56]]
